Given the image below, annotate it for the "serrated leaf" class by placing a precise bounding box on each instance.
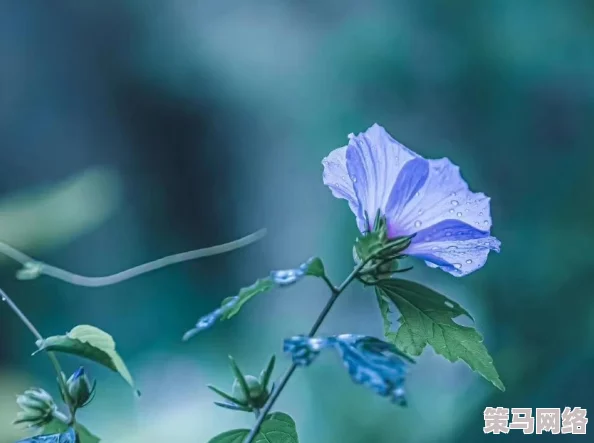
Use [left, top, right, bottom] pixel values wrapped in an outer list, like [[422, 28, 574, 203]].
[[35, 325, 136, 393], [376, 278, 504, 391], [208, 412, 299, 443], [40, 419, 100, 443], [375, 288, 398, 345]]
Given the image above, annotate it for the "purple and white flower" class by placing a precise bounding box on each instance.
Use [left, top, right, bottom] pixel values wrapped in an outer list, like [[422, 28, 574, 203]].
[[322, 124, 500, 276]]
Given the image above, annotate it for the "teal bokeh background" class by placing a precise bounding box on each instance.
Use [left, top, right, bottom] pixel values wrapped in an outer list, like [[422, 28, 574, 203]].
[[0, 1, 593, 441]]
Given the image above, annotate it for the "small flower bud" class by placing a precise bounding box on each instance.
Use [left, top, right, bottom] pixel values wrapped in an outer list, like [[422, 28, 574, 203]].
[[13, 388, 56, 428], [66, 367, 96, 409], [231, 375, 263, 403]]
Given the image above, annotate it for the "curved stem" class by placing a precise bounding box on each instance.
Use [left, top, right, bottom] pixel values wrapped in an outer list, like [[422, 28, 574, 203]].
[[243, 260, 366, 443], [0, 287, 73, 415], [0, 228, 266, 287]]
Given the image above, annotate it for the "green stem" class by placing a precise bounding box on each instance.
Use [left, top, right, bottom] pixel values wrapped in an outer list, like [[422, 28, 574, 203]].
[[243, 260, 366, 443], [0, 228, 266, 287], [0, 287, 74, 418]]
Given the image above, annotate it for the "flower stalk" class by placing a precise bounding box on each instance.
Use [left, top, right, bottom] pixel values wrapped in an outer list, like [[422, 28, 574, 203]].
[[243, 259, 367, 442], [0, 287, 75, 423]]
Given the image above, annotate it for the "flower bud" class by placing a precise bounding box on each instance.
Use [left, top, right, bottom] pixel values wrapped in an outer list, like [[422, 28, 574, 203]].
[[231, 375, 269, 408], [13, 388, 56, 428], [66, 367, 96, 409]]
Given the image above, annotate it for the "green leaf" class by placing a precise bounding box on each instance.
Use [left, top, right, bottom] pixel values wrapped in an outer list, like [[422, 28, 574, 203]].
[[208, 412, 299, 443], [35, 325, 137, 394], [221, 278, 275, 320], [303, 257, 325, 278], [41, 419, 100, 443], [376, 279, 504, 391], [74, 423, 101, 443]]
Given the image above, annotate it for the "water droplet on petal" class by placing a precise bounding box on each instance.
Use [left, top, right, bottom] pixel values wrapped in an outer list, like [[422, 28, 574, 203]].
[[479, 212, 483, 216], [431, 247, 438, 251], [466, 259, 473, 264], [415, 192, 420, 197], [450, 192, 457, 197], [352, 176, 357, 183], [414, 220, 422, 228], [456, 212, 462, 217], [451, 200, 459, 206], [418, 209, 423, 215], [449, 209, 455, 213], [483, 220, 489, 225], [453, 263, 462, 269], [447, 246, 457, 250]]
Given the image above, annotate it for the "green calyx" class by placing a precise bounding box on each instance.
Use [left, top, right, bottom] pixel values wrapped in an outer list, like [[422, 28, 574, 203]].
[[354, 213, 414, 283], [208, 355, 276, 413], [13, 388, 57, 428]]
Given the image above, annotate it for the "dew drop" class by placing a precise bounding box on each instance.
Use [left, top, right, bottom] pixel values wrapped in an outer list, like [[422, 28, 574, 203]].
[[483, 220, 489, 225], [456, 212, 463, 217], [450, 192, 457, 197], [479, 212, 483, 216], [466, 259, 473, 264], [414, 220, 422, 228], [418, 209, 424, 215], [415, 192, 421, 197], [451, 200, 459, 206], [447, 246, 457, 250], [351, 176, 357, 183], [431, 246, 438, 251], [449, 209, 455, 213], [465, 209, 469, 212], [453, 263, 462, 269]]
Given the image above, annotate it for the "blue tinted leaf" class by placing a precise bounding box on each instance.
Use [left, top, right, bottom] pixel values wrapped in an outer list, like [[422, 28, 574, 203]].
[[40, 419, 100, 443], [15, 428, 76, 443], [270, 257, 325, 286], [183, 278, 274, 340], [183, 257, 327, 340], [284, 334, 413, 405]]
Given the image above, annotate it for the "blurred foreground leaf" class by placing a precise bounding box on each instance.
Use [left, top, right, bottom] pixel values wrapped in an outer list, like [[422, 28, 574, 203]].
[[0, 167, 121, 262]]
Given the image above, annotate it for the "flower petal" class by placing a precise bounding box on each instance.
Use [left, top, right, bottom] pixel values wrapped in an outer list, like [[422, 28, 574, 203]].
[[345, 124, 418, 231], [322, 146, 362, 228], [406, 220, 501, 276], [391, 157, 493, 237], [384, 157, 430, 237]]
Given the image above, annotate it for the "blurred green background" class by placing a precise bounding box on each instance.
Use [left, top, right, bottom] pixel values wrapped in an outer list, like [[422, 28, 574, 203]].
[[1, 1, 593, 442]]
